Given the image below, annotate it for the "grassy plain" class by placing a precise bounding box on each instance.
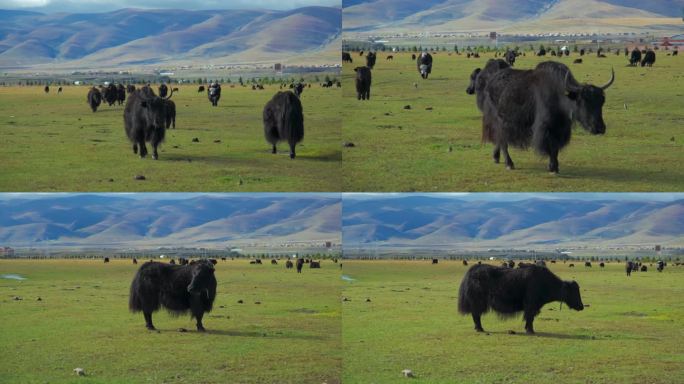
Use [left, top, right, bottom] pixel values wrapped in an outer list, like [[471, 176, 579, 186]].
[[0, 259, 342, 384], [0, 83, 341, 192], [341, 52, 684, 191], [341, 260, 684, 383]]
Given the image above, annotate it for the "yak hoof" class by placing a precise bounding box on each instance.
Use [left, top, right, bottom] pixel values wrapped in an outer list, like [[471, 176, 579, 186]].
[[146, 325, 156, 331], [506, 164, 515, 170], [290, 153, 295, 159], [475, 327, 485, 333], [152, 155, 158, 160], [197, 326, 206, 332], [525, 329, 535, 335]]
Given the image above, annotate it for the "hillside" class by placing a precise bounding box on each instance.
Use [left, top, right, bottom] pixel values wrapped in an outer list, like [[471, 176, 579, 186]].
[[0, 6, 341, 70], [342, 197, 684, 248], [342, 0, 683, 34], [0, 195, 341, 248]]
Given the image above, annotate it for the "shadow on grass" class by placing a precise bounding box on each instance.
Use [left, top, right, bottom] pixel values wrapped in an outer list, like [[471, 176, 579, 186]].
[[487, 331, 592, 340], [204, 329, 326, 340]]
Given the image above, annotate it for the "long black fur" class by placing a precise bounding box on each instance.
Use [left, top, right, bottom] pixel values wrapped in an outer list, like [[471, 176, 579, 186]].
[[263, 91, 304, 159], [417, 52, 433, 79], [354, 66, 372, 100], [366, 52, 376, 69], [129, 259, 217, 331], [123, 86, 173, 160], [103, 84, 118, 106], [87, 87, 102, 112], [458, 264, 584, 333]]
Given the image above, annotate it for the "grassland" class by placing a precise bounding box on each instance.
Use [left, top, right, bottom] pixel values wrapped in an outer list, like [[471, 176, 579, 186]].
[[341, 52, 684, 191], [0, 83, 341, 192], [341, 260, 684, 383], [0, 259, 341, 384]]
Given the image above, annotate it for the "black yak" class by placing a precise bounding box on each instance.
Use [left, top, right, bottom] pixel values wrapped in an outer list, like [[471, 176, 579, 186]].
[[657, 260, 664, 272], [343, 52, 353, 63], [629, 49, 642, 66], [208, 83, 221, 106], [286, 260, 294, 269], [411, 54, 416, 60], [569, 264, 575, 267], [574, 58, 583, 64], [466, 59, 510, 109], [673, 50, 678, 56], [458, 264, 584, 333], [640, 265, 648, 272], [263, 91, 304, 159], [133, 258, 138, 264], [386, 55, 394, 61], [537, 48, 546, 56], [103, 84, 118, 106], [198, 85, 205, 93], [585, 262, 592, 267], [164, 99, 176, 129], [462, 260, 468, 266], [158, 84, 168, 98], [417, 52, 433, 79], [504, 50, 516, 66], [432, 258, 439, 264], [626, 261, 634, 276], [170, 259, 176, 265], [599, 262, 605, 268], [580, 49, 585, 56], [354, 66, 372, 100], [310, 261, 321, 269], [294, 83, 305, 98], [296, 258, 304, 273], [129, 259, 217, 331], [641, 50, 656, 67], [123, 86, 174, 160], [44, 85, 49, 94], [480, 61, 614, 173], [271, 259, 278, 265], [116, 84, 126, 105], [58, 86, 63, 94], [366, 51, 377, 69], [104, 257, 110, 263], [127, 84, 136, 94], [87, 87, 102, 112]]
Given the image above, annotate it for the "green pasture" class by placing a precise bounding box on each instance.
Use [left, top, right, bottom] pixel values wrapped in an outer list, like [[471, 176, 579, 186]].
[[341, 52, 684, 191], [0, 259, 342, 384], [0, 84, 341, 192], [341, 260, 684, 383]]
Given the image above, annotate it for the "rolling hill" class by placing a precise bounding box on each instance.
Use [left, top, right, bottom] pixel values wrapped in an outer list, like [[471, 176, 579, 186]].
[[342, 196, 684, 248], [0, 195, 341, 248], [0, 6, 341, 69], [342, 0, 683, 34]]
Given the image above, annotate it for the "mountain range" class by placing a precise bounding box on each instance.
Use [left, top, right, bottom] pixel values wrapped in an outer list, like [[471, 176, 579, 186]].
[[0, 195, 341, 248], [342, 0, 684, 34], [0, 6, 341, 70], [343, 196, 684, 248]]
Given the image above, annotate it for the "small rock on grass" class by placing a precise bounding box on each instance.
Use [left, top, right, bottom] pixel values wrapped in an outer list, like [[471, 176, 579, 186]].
[[178, 328, 188, 333], [192, 137, 200, 142], [134, 175, 145, 180], [343, 142, 355, 148], [403, 105, 411, 110]]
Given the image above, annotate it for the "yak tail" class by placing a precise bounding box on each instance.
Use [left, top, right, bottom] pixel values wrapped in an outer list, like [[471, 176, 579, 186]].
[[457, 276, 471, 314], [284, 94, 304, 144], [128, 276, 143, 312]]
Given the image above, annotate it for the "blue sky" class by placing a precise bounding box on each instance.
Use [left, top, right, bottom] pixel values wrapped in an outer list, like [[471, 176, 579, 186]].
[[0, 0, 340, 13], [343, 193, 684, 202], [0, 193, 341, 201]]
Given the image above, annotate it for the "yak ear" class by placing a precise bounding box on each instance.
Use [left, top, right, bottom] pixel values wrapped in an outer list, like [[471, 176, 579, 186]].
[[565, 91, 578, 100]]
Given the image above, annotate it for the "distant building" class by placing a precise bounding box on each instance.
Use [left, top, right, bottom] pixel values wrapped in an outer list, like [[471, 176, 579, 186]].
[[0, 247, 15, 257], [657, 35, 684, 47]]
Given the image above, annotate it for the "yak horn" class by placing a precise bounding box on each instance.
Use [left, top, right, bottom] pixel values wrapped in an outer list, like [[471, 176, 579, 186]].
[[165, 88, 175, 100], [600, 67, 615, 90]]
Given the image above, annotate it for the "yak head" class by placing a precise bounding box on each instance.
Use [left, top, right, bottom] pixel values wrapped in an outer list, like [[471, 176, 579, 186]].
[[139, 88, 174, 129], [561, 281, 584, 311], [186, 259, 216, 297], [565, 68, 614, 135], [466, 68, 481, 95]]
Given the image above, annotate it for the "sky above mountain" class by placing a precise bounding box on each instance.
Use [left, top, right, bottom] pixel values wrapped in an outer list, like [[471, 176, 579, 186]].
[[0, 0, 341, 13]]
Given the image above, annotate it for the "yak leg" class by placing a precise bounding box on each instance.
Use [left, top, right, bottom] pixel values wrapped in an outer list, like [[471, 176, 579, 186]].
[[144, 312, 155, 330], [195, 313, 206, 332], [501, 143, 514, 170], [547, 147, 560, 173], [132, 143, 138, 155], [492, 145, 500, 164], [289, 142, 296, 159], [357, 92, 362, 101], [139, 141, 148, 158], [524, 310, 537, 334], [152, 144, 159, 160], [472, 313, 485, 332], [272, 144, 277, 154]]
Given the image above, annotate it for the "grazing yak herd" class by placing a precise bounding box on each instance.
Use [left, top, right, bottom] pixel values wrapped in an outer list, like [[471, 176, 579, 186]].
[[127, 256, 330, 331], [345, 46, 674, 173], [76, 78, 339, 161]]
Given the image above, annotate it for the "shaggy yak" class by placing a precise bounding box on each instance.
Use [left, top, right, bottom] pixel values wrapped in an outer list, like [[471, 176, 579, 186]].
[[208, 83, 221, 106], [641, 50, 656, 67], [129, 259, 217, 331], [103, 84, 118, 106], [116, 84, 126, 105], [417, 52, 433, 79], [354, 66, 372, 100], [123, 86, 175, 159], [342, 51, 353, 63], [626, 261, 634, 276], [127, 84, 136, 94], [458, 264, 584, 333], [366, 51, 377, 69], [296, 258, 304, 273], [87, 87, 102, 112], [285, 260, 294, 269], [198, 85, 205, 93], [262, 91, 304, 159], [44, 85, 50, 94], [479, 61, 614, 173], [158, 83, 168, 98]]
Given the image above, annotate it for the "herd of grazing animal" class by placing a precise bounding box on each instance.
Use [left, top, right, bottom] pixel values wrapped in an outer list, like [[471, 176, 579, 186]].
[[346, 46, 675, 173], [75, 70, 329, 160]]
